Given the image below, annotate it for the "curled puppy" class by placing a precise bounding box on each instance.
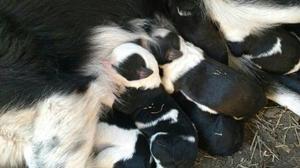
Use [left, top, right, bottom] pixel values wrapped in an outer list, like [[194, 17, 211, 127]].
[[130, 87, 198, 168], [148, 28, 266, 119], [96, 43, 197, 168], [109, 43, 198, 168], [165, 0, 229, 64], [228, 28, 300, 75], [93, 43, 157, 168], [173, 92, 244, 156], [95, 108, 151, 168]]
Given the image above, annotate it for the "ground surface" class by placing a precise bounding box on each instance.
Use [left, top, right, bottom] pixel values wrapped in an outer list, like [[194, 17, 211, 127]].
[[194, 103, 300, 168]]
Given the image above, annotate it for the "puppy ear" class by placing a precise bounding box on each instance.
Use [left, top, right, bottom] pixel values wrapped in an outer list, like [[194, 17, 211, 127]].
[[136, 67, 153, 79], [166, 49, 183, 61]]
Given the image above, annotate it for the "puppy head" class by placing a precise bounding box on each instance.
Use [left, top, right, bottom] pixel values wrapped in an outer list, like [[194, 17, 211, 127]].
[[149, 29, 183, 65], [110, 43, 161, 90]]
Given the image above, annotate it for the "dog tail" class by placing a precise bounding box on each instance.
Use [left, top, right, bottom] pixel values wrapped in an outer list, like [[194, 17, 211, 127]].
[[229, 55, 300, 116]]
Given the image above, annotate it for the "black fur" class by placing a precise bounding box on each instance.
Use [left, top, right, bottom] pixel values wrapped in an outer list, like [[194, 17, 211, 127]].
[[174, 56, 267, 119], [228, 28, 300, 74], [98, 110, 151, 168], [173, 92, 244, 156], [0, 0, 230, 111], [131, 87, 198, 168], [150, 32, 183, 64], [160, 0, 229, 64]]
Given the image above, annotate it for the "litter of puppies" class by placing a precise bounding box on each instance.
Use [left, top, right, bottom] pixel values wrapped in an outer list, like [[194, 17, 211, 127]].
[[0, 0, 300, 168]]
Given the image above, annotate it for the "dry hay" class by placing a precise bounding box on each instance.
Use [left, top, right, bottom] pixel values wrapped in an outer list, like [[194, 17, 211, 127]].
[[194, 103, 300, 168]]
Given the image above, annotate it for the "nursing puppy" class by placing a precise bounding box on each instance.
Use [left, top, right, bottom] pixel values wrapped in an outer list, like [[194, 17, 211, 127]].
[[93, 43, 160, 168], [228, 28, 300, 75], [173, 92, 244, 156], [148, 28, 266, 119], [132, 28, 244, 155], [100, 43, 198, 168], [161, 0, 229, 64]]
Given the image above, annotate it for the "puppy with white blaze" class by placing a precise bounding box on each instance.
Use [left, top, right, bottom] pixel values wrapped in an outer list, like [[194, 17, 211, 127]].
[[147, 28, 266, 119], [110, 43, 198, 168]]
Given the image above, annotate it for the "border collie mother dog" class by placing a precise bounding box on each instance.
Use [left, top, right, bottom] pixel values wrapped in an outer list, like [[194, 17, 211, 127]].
[[0, 0, 189, 167]]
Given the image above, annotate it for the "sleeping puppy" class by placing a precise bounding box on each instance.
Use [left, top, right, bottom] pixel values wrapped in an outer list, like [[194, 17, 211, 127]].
[[228, 28, 300, 75], [173, 92, 244, 156], [96, 43, 198, 168], [163, 0, 229, 64], [93, 43, 157, 168], [95, 108, 151, 168], [131, 29, 244, 155], [130, 87, 198, 168], [146, 28, 266, 119]]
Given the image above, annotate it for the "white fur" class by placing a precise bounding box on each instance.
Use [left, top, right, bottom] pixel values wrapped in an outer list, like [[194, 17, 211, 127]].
[[0, 25, 156, 168], [135, 109, 179, 129], [291, 32, 300, 42], [151, 28, 172, 38], [94, 123, 140, 168], [110, 43, 161, 90], [25, 81, 105, 168], [286, 59, 300, 74], [181, 91, 218, 114], [256, 37, 282, 58], [180, 136, 196, 143], [244, 37, 282, 60], [266, 83, 300, 116], [149, 132, 167, 168], [177, 7, 192, 16], [161, 39, 205, 93], [203, 0, 300, 41], [0, 108, 36, 167]]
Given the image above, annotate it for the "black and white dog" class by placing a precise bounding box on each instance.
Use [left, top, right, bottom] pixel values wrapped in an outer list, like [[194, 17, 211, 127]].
[[170, 0, 300, 63], [110, 43, 198, 168], [128, 24, 245, 156], [93, 42, 160, 168], [0, 0, 211, 167], [228, 28, 300, 75], [173, 92, 244, 156], [95, 108, 151, 168], [147, 28, 266, 119]]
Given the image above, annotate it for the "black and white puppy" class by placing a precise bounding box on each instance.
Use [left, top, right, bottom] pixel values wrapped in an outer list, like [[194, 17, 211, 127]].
[[163, 0, 229, 64], [95, 108, 151, 168], [228, 28, 300, 75], [131, 27, 244, 156], [173, 92, 244, 156], [150, 29, 266, 119], [130, 87, 198, 168], [93, 43, 160, 168], [110, 43, 198, 168]]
